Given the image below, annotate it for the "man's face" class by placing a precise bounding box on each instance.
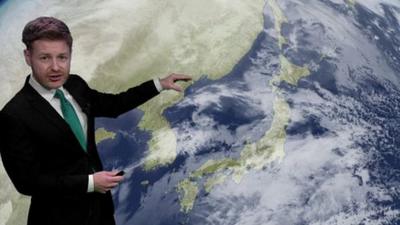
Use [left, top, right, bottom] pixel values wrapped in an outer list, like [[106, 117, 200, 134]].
[[24, 39, 71, 90]]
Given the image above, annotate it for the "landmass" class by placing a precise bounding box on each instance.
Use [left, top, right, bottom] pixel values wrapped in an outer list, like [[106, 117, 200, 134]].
[[268, 0, 287, 48], [140, 180, 150, 186], [88, 0, 266, 171], [0, 0, 298, 223], [346, 0, 356, 7], [176, 0, 311, 213], [176, 180, 199, 213], [95, 127, 116, 145]]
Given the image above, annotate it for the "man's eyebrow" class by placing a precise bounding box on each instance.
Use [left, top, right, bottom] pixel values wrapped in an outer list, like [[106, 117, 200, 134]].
[[37, 52, 69, 56]]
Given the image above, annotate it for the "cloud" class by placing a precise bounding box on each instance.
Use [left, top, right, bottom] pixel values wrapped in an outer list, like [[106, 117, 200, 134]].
[[171, 79, 274, 156], [197, 129, 393, 225]]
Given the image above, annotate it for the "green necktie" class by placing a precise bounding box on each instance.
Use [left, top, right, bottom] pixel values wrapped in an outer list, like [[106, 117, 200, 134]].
[[54, 89, 87, 152]]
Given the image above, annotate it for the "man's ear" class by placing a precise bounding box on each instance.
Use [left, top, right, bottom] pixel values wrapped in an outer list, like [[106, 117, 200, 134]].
[[23, 49, 32, 66]]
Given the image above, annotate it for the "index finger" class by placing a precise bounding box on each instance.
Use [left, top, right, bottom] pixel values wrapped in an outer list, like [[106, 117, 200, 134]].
[[109, 175, 124, 182], [172, 74, 192, 81]]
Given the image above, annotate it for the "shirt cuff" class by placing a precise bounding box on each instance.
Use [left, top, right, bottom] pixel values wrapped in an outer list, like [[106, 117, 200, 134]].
[[87, 174, 94, 192], [153, 78, 163, 92]]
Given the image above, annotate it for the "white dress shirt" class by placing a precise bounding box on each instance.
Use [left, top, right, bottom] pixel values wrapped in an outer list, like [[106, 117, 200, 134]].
[[29, 75, 163, 193]]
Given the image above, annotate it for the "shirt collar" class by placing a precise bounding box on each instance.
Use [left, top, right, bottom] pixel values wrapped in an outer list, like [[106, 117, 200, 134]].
[[28, 75, 66, 102]]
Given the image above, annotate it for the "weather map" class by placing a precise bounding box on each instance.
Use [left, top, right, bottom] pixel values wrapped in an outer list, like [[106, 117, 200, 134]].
[[1, 0, 400, 224]]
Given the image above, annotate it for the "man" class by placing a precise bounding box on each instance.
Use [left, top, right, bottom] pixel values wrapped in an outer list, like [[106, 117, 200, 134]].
[[0, 16, 191, 225]]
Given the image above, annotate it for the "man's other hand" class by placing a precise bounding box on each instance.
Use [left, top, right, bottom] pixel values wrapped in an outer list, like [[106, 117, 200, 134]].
[[160, 73, 192, 92], [93, 171, 124, 194]]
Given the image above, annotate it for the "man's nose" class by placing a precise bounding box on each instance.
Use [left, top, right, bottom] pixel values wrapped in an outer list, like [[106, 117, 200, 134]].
[[50, 59, 61, 71]]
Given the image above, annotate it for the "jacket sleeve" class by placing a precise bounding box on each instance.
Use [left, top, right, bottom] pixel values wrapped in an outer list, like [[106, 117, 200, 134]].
[[72, 75, 160, 118], [0, 112, 88, 196]]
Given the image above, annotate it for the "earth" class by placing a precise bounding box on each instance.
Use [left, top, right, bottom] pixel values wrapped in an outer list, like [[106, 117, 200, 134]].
[[1, 0, 400, 225]]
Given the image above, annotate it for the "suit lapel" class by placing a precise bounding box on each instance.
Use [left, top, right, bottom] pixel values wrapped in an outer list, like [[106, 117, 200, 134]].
[[22, 77, 71, 134], [23, 76, 90, 154], [63, 77, 91, 116]]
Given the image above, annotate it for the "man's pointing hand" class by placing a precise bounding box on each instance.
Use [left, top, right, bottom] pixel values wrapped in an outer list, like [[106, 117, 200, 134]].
[[159, 73, 192, 92]]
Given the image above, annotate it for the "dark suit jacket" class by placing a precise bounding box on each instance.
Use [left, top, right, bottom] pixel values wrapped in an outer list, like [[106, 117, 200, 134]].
[[0, 74, 159, 225]]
